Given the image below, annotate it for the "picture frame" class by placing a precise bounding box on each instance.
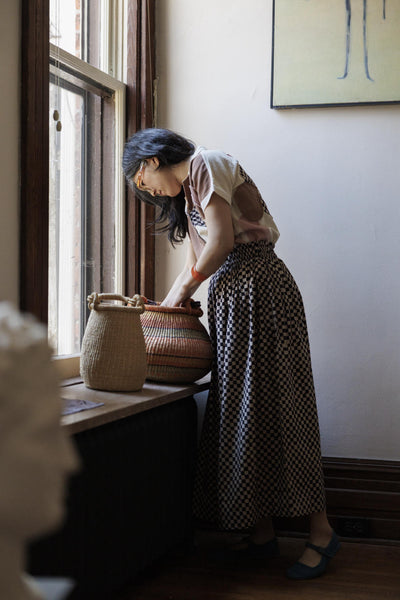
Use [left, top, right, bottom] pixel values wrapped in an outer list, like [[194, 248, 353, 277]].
[[271, 0, 400, 108]]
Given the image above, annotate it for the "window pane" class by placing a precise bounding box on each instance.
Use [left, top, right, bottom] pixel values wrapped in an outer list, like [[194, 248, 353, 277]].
[[48, 76, 117, 356], [50, 0, 103, 71], [48, 83, 83, 355]]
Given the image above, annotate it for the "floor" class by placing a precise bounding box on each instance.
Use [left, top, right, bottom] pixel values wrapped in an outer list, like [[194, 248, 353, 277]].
[[117, 532, 400, 600]]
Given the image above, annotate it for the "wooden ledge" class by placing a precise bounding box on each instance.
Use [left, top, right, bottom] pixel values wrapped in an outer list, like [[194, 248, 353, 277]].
[[61, 376, 210, 435]]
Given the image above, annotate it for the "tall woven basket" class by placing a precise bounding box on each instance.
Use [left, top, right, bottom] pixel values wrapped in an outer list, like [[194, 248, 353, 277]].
[[139, 299, 212, 384], [80, 293, 147, 392]]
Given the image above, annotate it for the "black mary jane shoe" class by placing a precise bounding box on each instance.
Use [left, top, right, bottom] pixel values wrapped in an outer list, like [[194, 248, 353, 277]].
[[222, 536, 280, 560], [286, 531, 341, 580]]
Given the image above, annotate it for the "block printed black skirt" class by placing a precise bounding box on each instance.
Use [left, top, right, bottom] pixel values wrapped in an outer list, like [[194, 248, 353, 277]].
[[193, 240, 326, 531]]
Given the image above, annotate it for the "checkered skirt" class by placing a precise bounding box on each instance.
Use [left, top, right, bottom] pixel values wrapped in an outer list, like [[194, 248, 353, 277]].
[[193, 240, 326, 530]]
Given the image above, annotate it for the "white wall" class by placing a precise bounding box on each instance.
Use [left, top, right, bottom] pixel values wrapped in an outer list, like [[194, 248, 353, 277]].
[[0, 0, 20, 304], [155, 0, 400, 460]]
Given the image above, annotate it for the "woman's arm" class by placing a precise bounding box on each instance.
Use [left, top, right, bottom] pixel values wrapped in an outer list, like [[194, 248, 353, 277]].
[[196, 193, 235, 274], [161, 193, 234, 307], [161, 240, 199, 306]]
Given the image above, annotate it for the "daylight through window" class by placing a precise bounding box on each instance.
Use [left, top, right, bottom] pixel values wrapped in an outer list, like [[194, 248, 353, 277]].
[[48, 0, 126, 355]]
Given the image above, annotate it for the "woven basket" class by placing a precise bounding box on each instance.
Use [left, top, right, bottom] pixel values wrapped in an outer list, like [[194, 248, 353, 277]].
[[139, 299, 212, 383], [80, 293, 147, 392]]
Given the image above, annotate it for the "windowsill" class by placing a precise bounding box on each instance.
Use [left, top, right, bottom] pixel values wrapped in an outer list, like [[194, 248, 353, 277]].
[[53, 354, 81, 380], [61, 376, 210, 435]]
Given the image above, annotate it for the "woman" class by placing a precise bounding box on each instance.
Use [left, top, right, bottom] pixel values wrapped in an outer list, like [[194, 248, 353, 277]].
[[123, 128, 340, 580]]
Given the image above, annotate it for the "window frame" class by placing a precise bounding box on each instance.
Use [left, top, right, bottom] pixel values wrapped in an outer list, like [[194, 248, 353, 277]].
[[48, 43, 126, 353], [20, 0, 155, 326]]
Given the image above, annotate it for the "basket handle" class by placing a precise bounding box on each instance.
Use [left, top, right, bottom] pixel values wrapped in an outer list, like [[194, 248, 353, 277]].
[[87, 293, 145, 312]]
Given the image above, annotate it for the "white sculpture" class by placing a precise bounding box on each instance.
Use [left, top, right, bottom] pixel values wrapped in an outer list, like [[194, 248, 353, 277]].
[[0, 303, 79, 599]]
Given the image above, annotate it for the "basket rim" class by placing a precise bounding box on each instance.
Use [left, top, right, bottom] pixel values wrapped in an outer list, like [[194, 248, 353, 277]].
[[141, 298, 203, 317]]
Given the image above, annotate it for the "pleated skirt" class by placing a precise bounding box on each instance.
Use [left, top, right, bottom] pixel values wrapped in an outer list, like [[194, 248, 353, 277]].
[[193, 240, 326, 531]]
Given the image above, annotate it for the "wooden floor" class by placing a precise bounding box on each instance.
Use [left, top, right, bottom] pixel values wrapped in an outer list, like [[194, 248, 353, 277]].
[[117, 532, 400, 600]]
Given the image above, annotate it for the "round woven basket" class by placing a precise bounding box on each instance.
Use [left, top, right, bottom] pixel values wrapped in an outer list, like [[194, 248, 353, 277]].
[[80, 293, 147, 391], [139, 299, 212, 383]]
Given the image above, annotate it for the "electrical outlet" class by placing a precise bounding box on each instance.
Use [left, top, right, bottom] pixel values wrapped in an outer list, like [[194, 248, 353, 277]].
[[336, 517, 371, 538]]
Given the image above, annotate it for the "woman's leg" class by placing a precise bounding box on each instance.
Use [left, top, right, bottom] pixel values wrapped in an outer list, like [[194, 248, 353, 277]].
[[297, 510, 333, 567], [251, 517, 276, 543], [230, 516, 275, 550], [228, 516, 277, 552]]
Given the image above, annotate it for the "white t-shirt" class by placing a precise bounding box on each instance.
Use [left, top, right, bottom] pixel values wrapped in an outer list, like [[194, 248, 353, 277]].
[[183, 147, 280, 249]]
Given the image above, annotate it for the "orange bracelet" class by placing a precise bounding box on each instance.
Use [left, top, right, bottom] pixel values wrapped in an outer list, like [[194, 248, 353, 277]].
[[191, 264, 207, 283]]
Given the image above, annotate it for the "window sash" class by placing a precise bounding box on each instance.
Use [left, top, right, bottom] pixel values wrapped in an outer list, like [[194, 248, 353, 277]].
[[50, 43, 126, 298], [20, 0, 155, 330]]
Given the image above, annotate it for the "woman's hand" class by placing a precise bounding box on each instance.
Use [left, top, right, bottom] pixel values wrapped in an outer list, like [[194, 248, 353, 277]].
[[161, 269, 200, 307], [161, 241, 198, 307]]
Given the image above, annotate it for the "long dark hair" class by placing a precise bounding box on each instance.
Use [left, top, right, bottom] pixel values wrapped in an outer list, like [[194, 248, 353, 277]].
[[122, 128, 195, 245]]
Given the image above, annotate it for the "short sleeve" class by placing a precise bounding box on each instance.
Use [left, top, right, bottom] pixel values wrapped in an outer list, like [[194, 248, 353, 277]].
[[189, 150, 240, 211]]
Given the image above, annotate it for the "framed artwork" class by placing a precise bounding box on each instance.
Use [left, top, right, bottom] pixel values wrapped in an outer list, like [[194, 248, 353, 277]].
[[271, 0, 400, 108]]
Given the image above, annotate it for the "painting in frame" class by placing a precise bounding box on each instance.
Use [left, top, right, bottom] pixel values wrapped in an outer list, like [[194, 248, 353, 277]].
[[271, 0, 400, 108]]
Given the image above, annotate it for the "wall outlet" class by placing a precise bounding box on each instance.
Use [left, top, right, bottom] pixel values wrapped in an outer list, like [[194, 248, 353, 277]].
[[336, 517, 371, 538]]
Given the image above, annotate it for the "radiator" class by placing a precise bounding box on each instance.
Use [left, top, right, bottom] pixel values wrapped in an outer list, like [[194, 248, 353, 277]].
[[28, 396, 197, 599]]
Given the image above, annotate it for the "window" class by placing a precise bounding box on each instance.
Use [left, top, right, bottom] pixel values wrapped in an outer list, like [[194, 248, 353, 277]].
[[48, 0, 126, 354], [20, 0, 156, 357]]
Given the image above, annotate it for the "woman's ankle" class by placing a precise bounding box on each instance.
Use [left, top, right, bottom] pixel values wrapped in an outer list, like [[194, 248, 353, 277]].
[[308, 510, 333, 544], [251, 517, 275, 543]]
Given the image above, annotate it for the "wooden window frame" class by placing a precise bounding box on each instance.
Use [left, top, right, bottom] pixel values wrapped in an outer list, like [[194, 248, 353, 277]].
[[20, 0, 155, 324]]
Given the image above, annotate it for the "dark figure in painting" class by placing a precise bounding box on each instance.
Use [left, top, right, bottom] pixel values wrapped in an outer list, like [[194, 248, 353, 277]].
[[338, 0, 387, 81]]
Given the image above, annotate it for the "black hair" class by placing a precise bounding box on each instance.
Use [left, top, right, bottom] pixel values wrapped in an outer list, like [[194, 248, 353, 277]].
[[122, 128, 196, 245]]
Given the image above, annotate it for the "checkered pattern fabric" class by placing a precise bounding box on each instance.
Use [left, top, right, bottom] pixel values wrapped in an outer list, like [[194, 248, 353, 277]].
[[193, 240, 326, 530], [189, 208, 205, 227]]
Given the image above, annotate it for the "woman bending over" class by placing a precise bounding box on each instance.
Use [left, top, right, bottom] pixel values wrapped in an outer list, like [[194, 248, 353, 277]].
[[123, 127, 340, 580]]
